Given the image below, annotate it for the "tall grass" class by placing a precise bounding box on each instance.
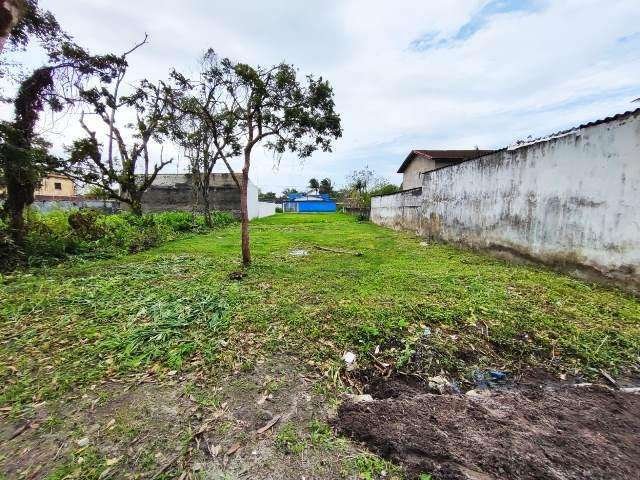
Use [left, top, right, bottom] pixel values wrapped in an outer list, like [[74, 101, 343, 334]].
[[0, 208, 236, 270]]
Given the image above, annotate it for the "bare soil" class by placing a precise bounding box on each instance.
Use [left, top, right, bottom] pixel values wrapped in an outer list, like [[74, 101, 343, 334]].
[[1, 356, 360, 479], [335, 376, 640, 480]]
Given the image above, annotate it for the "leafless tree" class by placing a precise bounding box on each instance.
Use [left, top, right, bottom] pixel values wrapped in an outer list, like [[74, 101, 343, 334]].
[[166, 52, 240, 225], [66, 36, 174, 215]]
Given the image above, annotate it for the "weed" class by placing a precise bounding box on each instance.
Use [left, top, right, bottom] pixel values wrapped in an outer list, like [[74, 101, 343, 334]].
[[45, 447, 107, 480], [309, 419, 342, 450], [275, 421, 306, 455], [40, 414, 64, 434], [347, 451, 402, 480]]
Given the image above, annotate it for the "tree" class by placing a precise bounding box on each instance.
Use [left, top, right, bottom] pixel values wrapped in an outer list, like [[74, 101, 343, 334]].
[[344, 166, 387, 208], [258, 191, 277, 202], [0, 39, 121, 243], [1, 0, 65, 56], [185, 53, 341, 266], [66, 37, 174, 216], [370, 182, 399, 197], [319, 177, 333, 195], [0, 1, 119, 244], [165, 51, 241, 225], [308, 177, 319, 190], [84, 184, 111, 200]]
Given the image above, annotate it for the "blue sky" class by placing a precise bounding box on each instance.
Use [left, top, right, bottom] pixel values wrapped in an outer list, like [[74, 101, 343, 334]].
[[411, 0, 544, 50], [4, 0, 640, 192]]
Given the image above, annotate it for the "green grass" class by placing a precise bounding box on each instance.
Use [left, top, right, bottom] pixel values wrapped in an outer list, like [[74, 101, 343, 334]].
[[1, 213, 639, 410]]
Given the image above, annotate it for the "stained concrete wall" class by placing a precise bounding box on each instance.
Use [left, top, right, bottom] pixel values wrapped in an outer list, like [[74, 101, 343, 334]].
[[32, 198, 120, 214], [372, 110, 640, 290], [140, 173, 274, 220], [141, 173, 245, 217]]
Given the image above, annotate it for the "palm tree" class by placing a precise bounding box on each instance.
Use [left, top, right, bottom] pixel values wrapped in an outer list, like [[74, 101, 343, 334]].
[[319, 178, 333, 195], [308, 178, 319, 190]]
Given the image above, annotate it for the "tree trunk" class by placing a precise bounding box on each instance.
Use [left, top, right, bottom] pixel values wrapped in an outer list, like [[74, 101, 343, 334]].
[[129, 196, 143, 216], [240, 148, 251, 266], [3, 167, 35, 246], [201, 172, 212, 227], [190, 164, 200, 218], [0, 0, 23, 54], [7, 199, 26, 246]]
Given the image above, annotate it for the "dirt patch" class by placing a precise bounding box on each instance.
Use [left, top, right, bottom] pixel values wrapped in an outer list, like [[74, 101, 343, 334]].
[[0, 379, 194, 478], [336, 381, 640, 479], [1, 356, 374, 479]]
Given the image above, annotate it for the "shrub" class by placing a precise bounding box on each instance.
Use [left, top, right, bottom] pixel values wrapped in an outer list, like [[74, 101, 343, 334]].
[[68, 209, 105, 240], [153, 211, 197, 232], [0, 219, 21, 271], [2, 209, 236, 271], [275, 207, 283, 213]]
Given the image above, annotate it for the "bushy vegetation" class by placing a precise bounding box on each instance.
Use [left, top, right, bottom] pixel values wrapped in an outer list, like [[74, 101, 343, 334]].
[[0, 208, 235, 270]]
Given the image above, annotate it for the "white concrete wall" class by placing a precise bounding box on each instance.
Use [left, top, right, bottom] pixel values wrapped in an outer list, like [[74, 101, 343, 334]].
[[372, 110, 640, 289], [246, 180, 276, 219], [257, 202, 276, 218], [247, 180, 259, 220]]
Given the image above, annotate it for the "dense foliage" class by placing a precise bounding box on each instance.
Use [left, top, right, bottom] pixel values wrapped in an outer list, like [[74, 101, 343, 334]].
[[0, 208, 235, 270]]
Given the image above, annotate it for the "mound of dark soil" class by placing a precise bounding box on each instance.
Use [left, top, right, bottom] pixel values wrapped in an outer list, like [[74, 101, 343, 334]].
[[336, 384, 640, 479]]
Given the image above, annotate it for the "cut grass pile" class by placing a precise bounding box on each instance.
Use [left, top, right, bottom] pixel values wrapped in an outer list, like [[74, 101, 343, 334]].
[[1, 213, 639, 412]]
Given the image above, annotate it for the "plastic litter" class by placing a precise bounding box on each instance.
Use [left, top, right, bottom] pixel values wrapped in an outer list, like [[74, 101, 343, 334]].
[[342, 351, 356, 364], [428, 375, 460, 394]]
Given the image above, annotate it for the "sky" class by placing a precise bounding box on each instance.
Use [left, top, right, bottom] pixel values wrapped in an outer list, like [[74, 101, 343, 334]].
[[4, 0, 640, 192]]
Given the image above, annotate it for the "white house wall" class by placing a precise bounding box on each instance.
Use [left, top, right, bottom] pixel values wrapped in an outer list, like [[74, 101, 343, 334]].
[[371, 110, 640, 291]]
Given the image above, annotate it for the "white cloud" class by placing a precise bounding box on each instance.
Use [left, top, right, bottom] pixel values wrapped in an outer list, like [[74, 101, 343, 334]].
[[3, 0, 640, 191]]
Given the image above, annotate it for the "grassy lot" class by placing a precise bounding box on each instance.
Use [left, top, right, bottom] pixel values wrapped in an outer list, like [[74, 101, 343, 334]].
[[2, 212, 639, 408], [1, 213, 639, 478]]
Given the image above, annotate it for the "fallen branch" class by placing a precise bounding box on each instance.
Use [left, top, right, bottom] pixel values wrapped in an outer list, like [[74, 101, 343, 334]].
[[8, 422, 30, 441], [599, 369, 619, 390], [313, 245, 363, 256]]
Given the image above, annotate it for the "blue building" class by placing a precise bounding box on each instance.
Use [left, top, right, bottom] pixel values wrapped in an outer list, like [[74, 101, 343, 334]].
[[283, 190, 337, 213]]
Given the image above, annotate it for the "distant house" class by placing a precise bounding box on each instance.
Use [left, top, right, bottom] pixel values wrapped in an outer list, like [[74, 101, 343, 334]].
[[283, 190, 337, 213], [36, 173, 77, 198], [140, 173, 274, 219], [398, 150, 494, 190], [0, 173, 77, 201]]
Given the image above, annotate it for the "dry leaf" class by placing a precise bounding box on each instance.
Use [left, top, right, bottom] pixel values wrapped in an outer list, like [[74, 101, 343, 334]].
[[226, 443, 241, 455], [256, 415, 281, 434], [208, 444, 222, 457]]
